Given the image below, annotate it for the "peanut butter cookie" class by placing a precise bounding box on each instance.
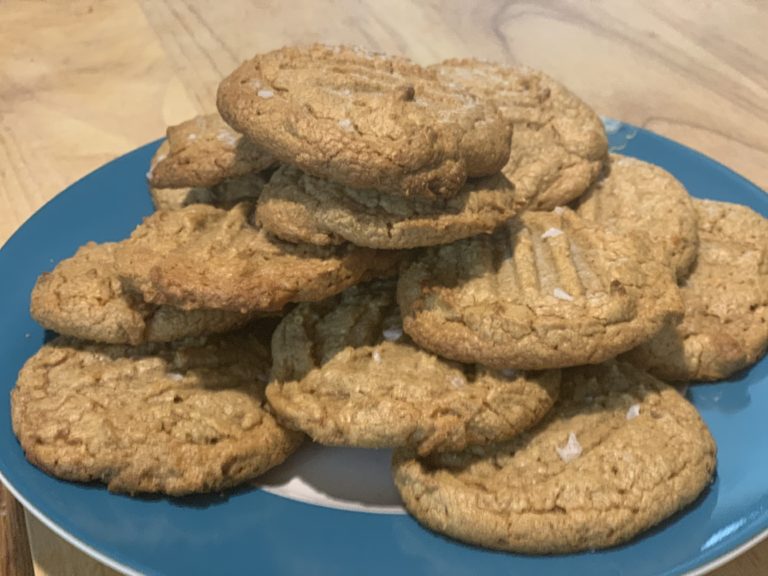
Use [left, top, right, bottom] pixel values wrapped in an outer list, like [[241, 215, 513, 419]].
[[624, 199, 768, 380], [431, 59, 607, 210], [393, 360, 716, 553], [115, 203, 402, 314], [148, 114, 275, 189], [217, 45, 511, 200], [267, 280, 559, 455], [256, 166, 531, 248], [11, 330, 304, 495], [576, 154, 699, 279], [31, 242, 251, 345], [398, 208, 682, 369]]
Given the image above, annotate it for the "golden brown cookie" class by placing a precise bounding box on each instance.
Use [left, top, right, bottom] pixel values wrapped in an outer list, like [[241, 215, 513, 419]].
[[217, 45, 511, 200], [255, 166, 532, 248], [150, 171, 270, 212], [147, 114, 276, 189], [115, 203, 403, 314], [266, 280, 559, 455], [623, 199, 768, 381], [398, 208, 683, 370], [31, 242, 252, 345], [576, 155, 699, 279], [393, 360, 716, 553], [11, 330, 304, 495], [431, 59, 607, 210]]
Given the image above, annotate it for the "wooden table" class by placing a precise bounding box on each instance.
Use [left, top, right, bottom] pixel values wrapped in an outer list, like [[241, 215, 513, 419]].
[[1, 1, 766, 574]]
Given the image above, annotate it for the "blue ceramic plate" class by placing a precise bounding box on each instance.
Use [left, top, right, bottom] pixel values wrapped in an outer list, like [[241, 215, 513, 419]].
[[1, 122, 767, 576]]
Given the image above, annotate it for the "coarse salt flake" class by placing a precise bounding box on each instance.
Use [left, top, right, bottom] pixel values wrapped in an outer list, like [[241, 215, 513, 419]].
[[186, 133, 197, 141], [372, 349, 382, 364], [541, 227, 563, 239], [146, 154, 167, 180], [553, 288, 574, 302], [449, 374, 466, 388], [338, 118, 353, 131], [217, 130, 238, 147], [626, 404, 641, 420], [257, 89, 274, 99], [167, 373, 184, 381], [553, 206, 565, 215], [382, 326, 403, 341], [556, 432, 582, 463]]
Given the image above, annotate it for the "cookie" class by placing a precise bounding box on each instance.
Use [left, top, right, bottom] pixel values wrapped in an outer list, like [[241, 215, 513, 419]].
[[115, 203, 403, 314], [217, 44, 511, 200], [393, 360, 716, 553], [31, 242, 252, 345], [398, 208, 683, 370], [266, 280, 559, 455], [147, 114, 276, 189], [150, 171, 270, 212], [576, 154, 699, 279], [11, 331, 304, 495], [623, 199, 768, 381], [255, 165, 532, 249], [431, 59, 607, 210]]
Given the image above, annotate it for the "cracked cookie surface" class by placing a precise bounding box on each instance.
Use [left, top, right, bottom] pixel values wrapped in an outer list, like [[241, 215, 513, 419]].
[[431, 59, 607, 210], [576, 154, 699, 280], [31, 242, 251, 345], [393, 360, 716, 553], [11, 331, 304, 495], [115, 203, 402, 314], [623, 199, 768, 380], [217, 45, 511, 200], [267, 280, 559, 455], [398, 208, 683, 370], [256, 165, 531, 248], [147, 114, 276, 189]]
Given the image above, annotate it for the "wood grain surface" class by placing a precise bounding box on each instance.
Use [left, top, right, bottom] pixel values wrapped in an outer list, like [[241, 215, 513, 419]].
[[0, 1, 766, 574]]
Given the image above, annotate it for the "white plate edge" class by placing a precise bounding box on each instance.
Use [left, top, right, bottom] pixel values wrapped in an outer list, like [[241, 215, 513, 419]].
[[3, 467, 768, 576]]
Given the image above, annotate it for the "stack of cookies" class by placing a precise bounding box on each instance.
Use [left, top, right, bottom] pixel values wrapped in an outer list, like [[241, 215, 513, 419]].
[[12, 44, 768, 555]]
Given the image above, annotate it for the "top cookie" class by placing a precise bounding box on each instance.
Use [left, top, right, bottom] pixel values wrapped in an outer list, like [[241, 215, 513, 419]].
[[255, 165, 531, 249], [576, 154, 699, 279], [267, 280, 560, 455], [148, 113, 276, 189], [393, 360, 716, 553], [115, 203, 403, 314], [431, 59, 607, 210], [217, 45, 511, 200], [398, 208, 683, 370], [623, 199, 768, 381]]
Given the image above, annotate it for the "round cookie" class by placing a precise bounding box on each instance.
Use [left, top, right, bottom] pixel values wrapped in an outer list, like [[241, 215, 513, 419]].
[[114, 203, 403, 314], [266, 280, 560, 455], [11, 330, 304, 495], [31, 242, 252, 345], [431, 59, 607, 210], [217, 44, 511, 200], [623, 199, 768, 381], [148, 113, 275, 189], [393, 360, 716, 554], [398, 208, 683, 370], [256, 165, 532, 249], [576, 154, 699, 279]]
